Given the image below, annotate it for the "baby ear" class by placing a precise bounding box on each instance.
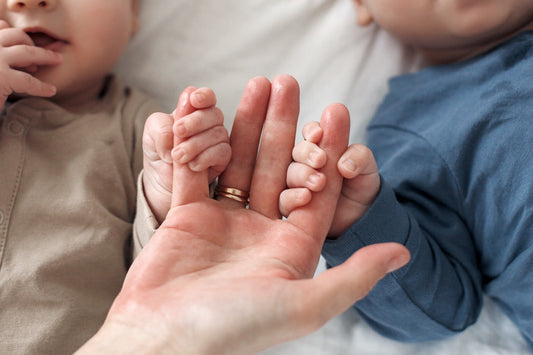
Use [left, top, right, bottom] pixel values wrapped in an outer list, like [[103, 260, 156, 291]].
[[353, 0, 373, 27]]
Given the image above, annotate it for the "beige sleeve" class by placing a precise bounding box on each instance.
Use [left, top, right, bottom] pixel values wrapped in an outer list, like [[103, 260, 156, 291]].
[[125, 89, 164, 258], [132, 171, 159, 257]]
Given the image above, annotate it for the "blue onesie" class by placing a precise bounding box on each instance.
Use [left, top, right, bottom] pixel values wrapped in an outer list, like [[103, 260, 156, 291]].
[[322, 31, 533, 349]]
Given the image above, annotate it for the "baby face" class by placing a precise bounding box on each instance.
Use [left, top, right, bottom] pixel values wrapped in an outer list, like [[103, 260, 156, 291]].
[[354, 0, 533, 50], [2, 0, 137, 108]]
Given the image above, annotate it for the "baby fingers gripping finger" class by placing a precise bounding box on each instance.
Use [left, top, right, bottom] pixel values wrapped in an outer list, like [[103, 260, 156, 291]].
[[292, 140, 327, 169], [175, 124, 229, 165], [189, 87, 217, 109], [279, 188, 312, 217], [302, 121, 323, 143], [143, 112, 174, 163], [188, 142, 232, 180], [287, 104, 350, 241], [171, 88, 210, 207], [174, 106, 224, 139], [286, 162, 326, 192], [337, 143, 378, 179]]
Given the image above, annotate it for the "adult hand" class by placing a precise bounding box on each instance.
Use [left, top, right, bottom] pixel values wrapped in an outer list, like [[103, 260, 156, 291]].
[[78, 75, 410, 355]]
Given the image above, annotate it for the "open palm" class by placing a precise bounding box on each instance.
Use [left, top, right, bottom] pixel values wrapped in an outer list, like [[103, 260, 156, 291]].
[[85, 76, 409, 355]]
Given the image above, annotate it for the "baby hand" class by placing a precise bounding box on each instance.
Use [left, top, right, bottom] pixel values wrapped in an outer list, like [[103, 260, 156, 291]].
[[142, 87, 231, 223], [0, 20, 62, 109], [280, 121, 381, 237]]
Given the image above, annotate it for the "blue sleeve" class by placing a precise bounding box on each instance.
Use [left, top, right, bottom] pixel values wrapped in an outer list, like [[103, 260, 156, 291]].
[[322, 130, 483, 342]]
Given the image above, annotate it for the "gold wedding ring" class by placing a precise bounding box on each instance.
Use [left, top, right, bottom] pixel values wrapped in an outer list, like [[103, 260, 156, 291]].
[[214, 184, 250, 206]]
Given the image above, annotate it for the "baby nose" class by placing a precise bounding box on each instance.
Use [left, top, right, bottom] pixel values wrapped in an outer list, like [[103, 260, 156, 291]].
[[7, 0, 56, 11]]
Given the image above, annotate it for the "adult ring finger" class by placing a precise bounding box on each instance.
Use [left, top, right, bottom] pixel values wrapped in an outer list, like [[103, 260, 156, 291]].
[[214, 184, 250, 207]]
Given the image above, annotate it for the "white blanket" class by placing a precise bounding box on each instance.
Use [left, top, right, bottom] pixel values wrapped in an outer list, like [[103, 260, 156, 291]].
[[114, 0, 530, 353]]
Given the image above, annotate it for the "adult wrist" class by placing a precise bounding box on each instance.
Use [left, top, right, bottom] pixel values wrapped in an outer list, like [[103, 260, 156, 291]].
[[75, 319, 177, 355]]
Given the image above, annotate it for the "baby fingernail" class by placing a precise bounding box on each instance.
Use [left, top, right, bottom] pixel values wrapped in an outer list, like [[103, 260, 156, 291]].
[[309, 150, 320, 164], [193, 92, 206, 105], [173, 148, 185, 162], [387, 253, 410, 273], [341, 158, 357, 173], [309, 173, 322, 186], [189, 161, 202, 172], [175, 123, 187, 137]]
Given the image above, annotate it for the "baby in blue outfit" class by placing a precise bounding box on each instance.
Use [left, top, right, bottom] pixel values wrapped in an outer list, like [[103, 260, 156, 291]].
[[282, 0, 533, 349]]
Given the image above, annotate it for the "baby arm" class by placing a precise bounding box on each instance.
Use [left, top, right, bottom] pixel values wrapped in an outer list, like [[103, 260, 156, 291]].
[[142, 87, 231, 223], [285, 121, 483, 341], [280, 121, 380, 237], [0, 20, 62, 108]]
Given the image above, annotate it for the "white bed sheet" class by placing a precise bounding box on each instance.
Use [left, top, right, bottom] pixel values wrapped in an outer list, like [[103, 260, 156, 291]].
[[114, 0, 530, 353]]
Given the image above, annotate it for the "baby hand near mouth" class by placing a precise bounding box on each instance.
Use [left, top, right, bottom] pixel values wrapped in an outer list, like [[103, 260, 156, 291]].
[[0, 20, 63, 109]]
